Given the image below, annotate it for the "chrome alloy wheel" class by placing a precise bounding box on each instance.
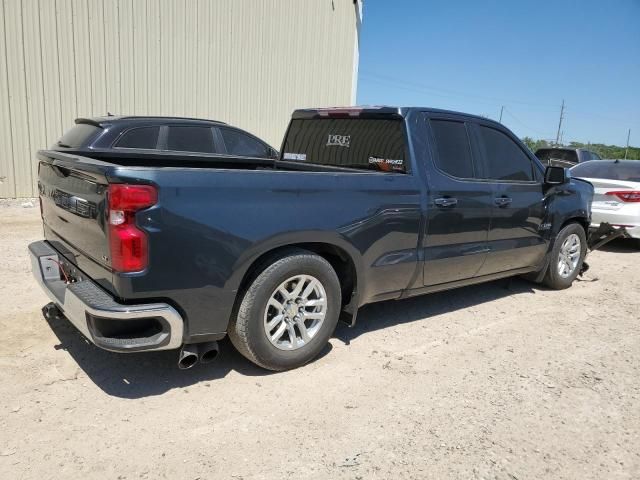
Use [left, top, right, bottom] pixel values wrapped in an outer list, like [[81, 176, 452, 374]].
[[263, 275, 328, 350], [557, 233, 581, 278]]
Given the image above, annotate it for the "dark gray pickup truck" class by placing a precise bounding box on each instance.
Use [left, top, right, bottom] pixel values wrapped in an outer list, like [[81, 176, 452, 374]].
[[30, 107, 593, 371]]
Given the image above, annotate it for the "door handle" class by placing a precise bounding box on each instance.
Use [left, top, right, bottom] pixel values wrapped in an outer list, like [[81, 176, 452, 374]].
[[434, 197, 458, 208], [494, 196, 512, 207]]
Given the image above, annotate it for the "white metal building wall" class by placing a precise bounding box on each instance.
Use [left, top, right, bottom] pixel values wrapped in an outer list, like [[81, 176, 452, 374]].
[[0, 0, 361, 198]]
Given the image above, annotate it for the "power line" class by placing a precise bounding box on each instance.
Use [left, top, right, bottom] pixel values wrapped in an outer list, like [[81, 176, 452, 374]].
[[502, 108, 554, 138], [565, 108, 640, 128], [360, 71, 640, 130], [361, 76, 501, 107], [359, 72, 639, 141], [359, 70, 559, 109]]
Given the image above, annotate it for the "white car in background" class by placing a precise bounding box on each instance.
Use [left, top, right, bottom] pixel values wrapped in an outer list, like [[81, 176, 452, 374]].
[[570, 160, 640, 247]]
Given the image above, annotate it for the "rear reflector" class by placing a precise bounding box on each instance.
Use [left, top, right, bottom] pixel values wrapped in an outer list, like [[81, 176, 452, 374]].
[[605, 191, 640, 202], [108, 184, 157, 272]]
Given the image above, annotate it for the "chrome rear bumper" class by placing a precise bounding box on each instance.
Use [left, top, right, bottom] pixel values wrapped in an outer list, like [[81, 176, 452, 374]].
[[29, 241, 184, 352]]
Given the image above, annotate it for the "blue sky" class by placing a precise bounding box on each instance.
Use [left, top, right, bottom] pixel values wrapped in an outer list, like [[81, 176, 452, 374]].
[[356, 0, 640, 146]]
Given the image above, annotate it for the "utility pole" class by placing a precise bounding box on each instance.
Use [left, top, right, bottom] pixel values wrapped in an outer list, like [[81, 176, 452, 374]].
[[555, 99, 565, 146], [624, 129, 631, 160], [499, 106, 504, 123]]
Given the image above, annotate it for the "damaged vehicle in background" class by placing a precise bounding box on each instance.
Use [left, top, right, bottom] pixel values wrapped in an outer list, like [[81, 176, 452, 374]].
[[30, 107, 595, 372], [571, 160, 640, 248]]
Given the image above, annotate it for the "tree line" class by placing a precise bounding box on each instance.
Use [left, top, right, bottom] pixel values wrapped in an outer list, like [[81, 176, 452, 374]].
[[521, 137, 640, 160]]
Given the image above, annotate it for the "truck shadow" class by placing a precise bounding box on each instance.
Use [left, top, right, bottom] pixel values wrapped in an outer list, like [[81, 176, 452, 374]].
[[334, 277, 536, 344], [43, 276, 533, 399], [595, 237, 638, 253], [43, 311, 310, 399]]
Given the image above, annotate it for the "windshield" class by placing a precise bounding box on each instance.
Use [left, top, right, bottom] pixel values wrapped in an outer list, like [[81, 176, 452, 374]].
[[535, 149, 578, 164], [571, 161, 640, 182], [281, 118, 407, 173]]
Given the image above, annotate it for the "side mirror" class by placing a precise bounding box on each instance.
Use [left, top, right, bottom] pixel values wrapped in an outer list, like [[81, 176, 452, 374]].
[[544, 166, 569, 185]]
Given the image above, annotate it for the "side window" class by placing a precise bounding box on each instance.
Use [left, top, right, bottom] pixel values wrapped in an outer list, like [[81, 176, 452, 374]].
[[582, 151, 592, 161], [221, 129, 269, 157], [167, 126, 215, 153], [591, 151, 601, 160], [429, 119, 475, 178], [115, 126, 160, 149], [478, 126, 534, 181]]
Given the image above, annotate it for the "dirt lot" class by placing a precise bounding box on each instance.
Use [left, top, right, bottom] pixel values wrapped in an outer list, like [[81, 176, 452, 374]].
[[1, 202, 639, 480]]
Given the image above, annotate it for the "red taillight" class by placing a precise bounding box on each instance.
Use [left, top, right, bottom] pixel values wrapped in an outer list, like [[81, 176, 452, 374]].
[[605, 190, 640, 203], [317, 107, 364, 118], [108, 184, 157, 272]]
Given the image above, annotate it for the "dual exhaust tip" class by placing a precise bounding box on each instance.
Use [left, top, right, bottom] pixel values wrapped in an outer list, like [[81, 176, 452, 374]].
[[178, 341, 219, 370]]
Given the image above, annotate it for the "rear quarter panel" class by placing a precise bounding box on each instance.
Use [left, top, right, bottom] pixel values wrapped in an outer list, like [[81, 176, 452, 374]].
[[108, 167, 422, 338]]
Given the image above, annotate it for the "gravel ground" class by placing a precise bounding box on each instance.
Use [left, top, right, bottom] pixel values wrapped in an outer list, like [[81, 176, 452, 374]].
[[1, 203, 639, 479]]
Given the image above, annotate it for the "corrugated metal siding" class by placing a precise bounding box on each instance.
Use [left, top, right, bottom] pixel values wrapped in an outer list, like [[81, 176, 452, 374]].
[[0, 0, 359, 197]]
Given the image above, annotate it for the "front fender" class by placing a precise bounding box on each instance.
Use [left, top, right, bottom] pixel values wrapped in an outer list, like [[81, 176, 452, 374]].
[[545, 178, 593, 239]]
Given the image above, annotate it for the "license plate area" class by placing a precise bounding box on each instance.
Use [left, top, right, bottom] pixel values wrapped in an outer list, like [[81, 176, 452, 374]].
[[39, 254, 61, 282]]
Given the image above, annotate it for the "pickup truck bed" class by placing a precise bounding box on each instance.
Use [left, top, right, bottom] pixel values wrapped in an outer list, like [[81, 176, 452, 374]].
[[35, 148, 421, 344]]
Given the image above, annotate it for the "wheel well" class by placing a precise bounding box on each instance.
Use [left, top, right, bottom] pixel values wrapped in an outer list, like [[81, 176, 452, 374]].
[[237, 243, 358, 308], [530, 217, 590, 284], [560, 217, 589, 236]]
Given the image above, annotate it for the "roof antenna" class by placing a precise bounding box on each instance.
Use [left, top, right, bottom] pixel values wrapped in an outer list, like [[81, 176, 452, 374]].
[[107, 111, 113, 116]]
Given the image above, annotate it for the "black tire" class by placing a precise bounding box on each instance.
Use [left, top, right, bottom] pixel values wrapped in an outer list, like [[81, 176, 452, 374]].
[[228, 249, 341, 371], [543, 223, 587, 290]]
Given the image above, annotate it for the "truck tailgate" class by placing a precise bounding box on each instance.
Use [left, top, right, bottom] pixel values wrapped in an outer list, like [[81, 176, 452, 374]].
[[38, 153, 112, 279]]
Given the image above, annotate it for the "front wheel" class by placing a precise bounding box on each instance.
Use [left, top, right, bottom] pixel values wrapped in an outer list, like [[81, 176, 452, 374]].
[[228, 250, 341, 371], [543, 223, 587, 290]]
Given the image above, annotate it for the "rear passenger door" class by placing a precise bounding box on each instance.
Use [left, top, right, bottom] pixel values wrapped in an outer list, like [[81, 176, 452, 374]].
[[473, 122, 547, 275], [422, 115, 493, 286]]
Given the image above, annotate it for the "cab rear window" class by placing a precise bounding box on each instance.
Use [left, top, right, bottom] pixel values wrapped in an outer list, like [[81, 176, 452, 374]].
[[281, 118, 407, 173], [56, 124, 102, 148]]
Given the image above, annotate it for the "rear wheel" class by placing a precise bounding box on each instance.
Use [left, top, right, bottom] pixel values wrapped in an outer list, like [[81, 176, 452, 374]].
[[228, 250, 341, 371], [543, 223, 587, 290]]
